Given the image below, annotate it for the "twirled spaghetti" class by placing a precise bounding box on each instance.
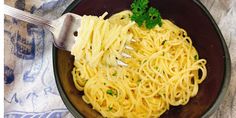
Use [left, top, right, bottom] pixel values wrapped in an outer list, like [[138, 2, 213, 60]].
[[71, 10, 207, 118]]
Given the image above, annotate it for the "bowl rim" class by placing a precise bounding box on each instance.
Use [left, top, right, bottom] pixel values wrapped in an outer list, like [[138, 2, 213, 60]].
[[53, 0, 231, 117], [192, 0, 231, 117]]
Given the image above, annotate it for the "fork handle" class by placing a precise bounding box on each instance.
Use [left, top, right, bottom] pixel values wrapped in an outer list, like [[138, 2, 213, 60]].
[[4, 4, 53, 28]]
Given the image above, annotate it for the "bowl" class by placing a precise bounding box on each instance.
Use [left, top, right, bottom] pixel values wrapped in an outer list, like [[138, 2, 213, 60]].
[[53, 0, 231, 117]]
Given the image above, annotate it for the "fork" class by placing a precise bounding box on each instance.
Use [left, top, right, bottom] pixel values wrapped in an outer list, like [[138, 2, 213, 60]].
[[4, 4, 131, 66]]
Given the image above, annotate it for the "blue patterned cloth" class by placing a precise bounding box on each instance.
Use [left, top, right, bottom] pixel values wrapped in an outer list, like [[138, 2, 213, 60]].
[[4, 0, 74, 117]]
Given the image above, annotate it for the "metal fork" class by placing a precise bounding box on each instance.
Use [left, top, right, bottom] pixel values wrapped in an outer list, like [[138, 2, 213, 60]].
[[4, 4, 131, 66]]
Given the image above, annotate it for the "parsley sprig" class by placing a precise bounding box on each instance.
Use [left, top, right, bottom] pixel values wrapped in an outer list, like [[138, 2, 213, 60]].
[[131, 0, 162, 29]]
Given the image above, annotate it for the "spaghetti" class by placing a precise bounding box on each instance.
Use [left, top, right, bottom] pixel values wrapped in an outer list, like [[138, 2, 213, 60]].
[[71, 10, 207, 118]]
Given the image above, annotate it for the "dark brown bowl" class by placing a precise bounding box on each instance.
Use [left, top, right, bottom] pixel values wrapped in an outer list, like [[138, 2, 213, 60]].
[[53, 0, 231, 118]]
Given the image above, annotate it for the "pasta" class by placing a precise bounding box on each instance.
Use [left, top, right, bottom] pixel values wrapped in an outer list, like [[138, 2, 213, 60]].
[[71, 10, 207, 118]]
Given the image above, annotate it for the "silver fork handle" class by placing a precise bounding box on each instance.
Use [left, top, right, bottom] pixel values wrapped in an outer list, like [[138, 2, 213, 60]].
[[4, 4, 53, 28]]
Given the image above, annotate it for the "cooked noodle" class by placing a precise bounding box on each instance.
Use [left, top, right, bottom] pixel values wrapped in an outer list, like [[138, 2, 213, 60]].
[[71, 10, 207, 118]]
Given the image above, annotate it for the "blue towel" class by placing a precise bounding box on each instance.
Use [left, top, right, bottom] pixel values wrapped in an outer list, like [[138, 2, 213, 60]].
[[4, 0, 74, 117]]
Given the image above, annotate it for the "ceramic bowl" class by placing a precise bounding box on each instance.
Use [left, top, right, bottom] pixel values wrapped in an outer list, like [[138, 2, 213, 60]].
[[53, 0, 231, 117]]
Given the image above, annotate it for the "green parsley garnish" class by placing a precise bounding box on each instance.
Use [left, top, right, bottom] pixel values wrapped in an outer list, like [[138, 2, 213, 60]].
[[131, 0, 148, 26], [131, 0, 162, 29], [106, 89, 113, 96], [146, 7, 162, 29]]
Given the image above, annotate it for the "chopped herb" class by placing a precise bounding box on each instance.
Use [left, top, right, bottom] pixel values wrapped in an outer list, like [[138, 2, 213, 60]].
[[137, 79, 141, 83], [161, 40, 167, 45], [121, 16, 125, 19], [131, 0, 162, 29], [104, 83, 106, 85], [108, 106, 113, 111], [155, 67, 158, 70], [138, 60, 142, 64], [114, 93, 118, 97], [194, 55, 199, 60], [143, 60, 147, 63], [112, 72, 117, 76], [85, 80, 88, 83], [137, 79, 142, 85], [106, 89, 113, 96]]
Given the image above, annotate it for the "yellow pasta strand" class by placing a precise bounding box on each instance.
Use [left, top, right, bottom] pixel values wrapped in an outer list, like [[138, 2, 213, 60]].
[[71, 10, 207, 118]]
